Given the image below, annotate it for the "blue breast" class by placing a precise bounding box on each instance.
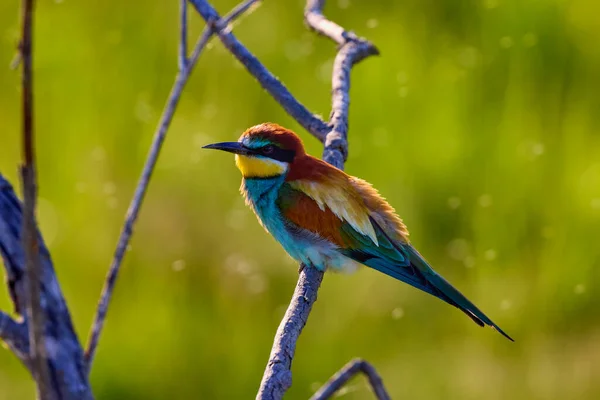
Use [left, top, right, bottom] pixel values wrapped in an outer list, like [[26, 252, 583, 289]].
[[241, 177, 326, 268]]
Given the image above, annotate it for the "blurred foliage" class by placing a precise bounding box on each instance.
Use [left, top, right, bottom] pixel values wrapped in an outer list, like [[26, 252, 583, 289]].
[[1, 0, 600, 398]]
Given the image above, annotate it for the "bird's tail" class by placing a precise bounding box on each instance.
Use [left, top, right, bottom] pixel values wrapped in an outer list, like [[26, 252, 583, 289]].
[[405, 245, 514, 341]]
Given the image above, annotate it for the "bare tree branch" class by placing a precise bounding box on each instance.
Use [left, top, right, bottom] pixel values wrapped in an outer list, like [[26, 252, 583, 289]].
[[305, 0, 379, 167], [219, 0, 261, 24], [1, 173, 94, 399], [189, 0, 330, 141], [174, 0, 379, 397], [179, 0, 188, 70], [305, 0, 350, 45], [83, 0, 262, 373], [18, 0, 54, 397], [310, 358, 391, 400]]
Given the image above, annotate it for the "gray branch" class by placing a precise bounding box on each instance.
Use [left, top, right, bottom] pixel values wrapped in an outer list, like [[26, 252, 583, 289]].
[[179, 0, 188, 70], [310, 358, 391, 400], [305, 0, 358, 45], [189, 0, 330, 142], [0, 174, 93, 399]]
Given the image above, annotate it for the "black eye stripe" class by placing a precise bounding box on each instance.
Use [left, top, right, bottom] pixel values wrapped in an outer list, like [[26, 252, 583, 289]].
[[261, 146, 295, 163]]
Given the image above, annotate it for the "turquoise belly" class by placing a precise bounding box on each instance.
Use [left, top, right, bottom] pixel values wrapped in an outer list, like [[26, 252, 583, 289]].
[[241, 177, 335, 270]]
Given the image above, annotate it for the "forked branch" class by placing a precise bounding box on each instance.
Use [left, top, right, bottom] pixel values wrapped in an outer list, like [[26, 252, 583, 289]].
[[1, 1, 390, 399]]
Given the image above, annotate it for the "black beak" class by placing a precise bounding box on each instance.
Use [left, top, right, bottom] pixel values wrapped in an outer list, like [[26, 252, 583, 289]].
[[202, 141, 254, 156]]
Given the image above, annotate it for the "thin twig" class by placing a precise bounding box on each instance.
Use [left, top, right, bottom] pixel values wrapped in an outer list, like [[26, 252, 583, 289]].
[[305, 0, 349, 45], [187, 27, 213, 71], [83, 0, 260, 373], [310, 358, 391, 400], [19, 0, 53, 397], [179, 0, 188, 71], [218, 0, 260, 26], [84, 33, 210, 373], [254, 1, 378, 398], [189, 0, 330, 141]]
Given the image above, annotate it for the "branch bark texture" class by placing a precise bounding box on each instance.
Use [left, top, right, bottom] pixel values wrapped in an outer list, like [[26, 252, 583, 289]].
[[256, 266, 324, 399], [189, 0, 330, 141]]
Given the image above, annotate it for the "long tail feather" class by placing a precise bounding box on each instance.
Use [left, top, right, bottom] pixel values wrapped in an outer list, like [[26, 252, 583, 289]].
[[342, 217, 514, 341], [405, 246, 514, 341]]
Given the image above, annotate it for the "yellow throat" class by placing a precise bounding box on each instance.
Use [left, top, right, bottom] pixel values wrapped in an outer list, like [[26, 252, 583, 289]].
[[235, 154, 288, 178]]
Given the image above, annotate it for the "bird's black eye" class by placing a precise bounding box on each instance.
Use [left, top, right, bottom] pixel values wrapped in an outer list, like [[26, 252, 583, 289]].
[[262, 145, 275, 155]]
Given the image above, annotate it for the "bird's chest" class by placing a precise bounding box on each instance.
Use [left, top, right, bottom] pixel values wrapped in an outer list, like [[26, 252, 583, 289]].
[[240, 178, 348, 271], [241, 177, 290, 238]]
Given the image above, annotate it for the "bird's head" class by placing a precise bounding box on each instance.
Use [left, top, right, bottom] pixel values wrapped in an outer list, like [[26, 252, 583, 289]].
[[203, 123, 305, 178]]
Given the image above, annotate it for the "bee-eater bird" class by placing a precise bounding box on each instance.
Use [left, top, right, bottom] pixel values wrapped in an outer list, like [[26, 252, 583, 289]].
[[204, 123, 513, 341]]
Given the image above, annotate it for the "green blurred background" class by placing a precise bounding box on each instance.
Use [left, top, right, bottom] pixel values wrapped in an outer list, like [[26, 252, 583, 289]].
[[1, 0, 600, 398]]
